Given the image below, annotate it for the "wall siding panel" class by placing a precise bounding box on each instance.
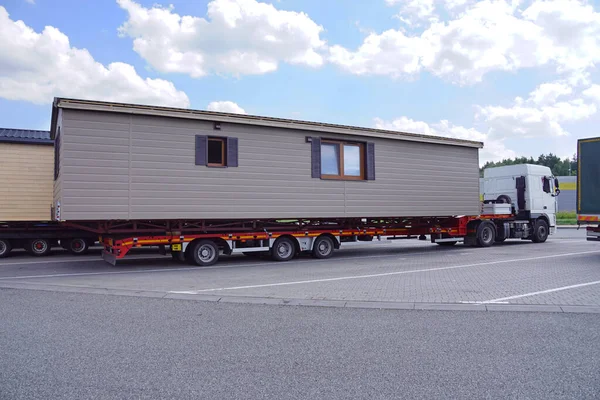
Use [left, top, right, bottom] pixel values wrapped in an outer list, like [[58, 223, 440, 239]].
[[55, 109, 480, 220], [1, 143, 54, 221]]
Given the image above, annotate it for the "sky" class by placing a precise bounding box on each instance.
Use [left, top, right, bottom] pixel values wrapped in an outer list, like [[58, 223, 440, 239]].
[[2, 0, 600, 164]]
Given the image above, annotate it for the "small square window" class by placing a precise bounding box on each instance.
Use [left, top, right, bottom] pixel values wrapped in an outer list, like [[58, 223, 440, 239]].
[[208, 138, 225, 166]]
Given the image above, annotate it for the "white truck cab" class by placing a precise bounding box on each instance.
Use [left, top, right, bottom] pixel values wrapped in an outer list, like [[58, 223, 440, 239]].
[[482, 164, 559, 237]]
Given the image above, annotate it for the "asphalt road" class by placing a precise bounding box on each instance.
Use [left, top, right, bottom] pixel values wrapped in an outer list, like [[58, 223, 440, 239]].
[[0, 228, 598, 311], [1, 289, 599, 400]]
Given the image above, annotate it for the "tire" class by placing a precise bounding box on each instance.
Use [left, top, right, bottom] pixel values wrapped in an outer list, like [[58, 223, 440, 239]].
[[531, 219, 549, 243], [496, 195, 512, 204], [312, 236, 335, 259], [476, 222, 496, 247], [26, 238, 52, 257], [190, 240, 219, 266], [66, 238, 90, 255], [271, 237, 296, 262], [0, 239, 12, 258]]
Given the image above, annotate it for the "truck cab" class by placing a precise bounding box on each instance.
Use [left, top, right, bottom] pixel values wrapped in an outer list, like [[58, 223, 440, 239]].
[[482, 164, 558, 237]]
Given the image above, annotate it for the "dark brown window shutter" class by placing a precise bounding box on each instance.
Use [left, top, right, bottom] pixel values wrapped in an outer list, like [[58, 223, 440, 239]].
[[227, 137, 238, 167], [311, 137, 321, 178], [195, 135, 207, 165], [366, 142, 375, 180], [54, 129, 61, 180]]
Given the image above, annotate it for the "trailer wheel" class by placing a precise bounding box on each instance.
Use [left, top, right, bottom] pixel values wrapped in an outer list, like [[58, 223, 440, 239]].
[[26, 239, 52, 257], [66, 238, 90, 255], [190, 240, 219, 266], [531, 219, 549, 243], [312, 236, 335, 259], [476, 222, 496, 247], [0, 239, 12, 258], [271, 237, 296, 262]]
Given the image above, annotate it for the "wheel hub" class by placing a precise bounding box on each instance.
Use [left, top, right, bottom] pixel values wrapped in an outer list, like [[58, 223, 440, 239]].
[[199, 246, 214, 261], [277, 243, 292, 258]]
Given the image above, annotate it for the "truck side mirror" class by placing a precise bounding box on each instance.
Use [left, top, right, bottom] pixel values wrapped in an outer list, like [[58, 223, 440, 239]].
[[554, 178, 561, 196], [542, 177, 550, 193]]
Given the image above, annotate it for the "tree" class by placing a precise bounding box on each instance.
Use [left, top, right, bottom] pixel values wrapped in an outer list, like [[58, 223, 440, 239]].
[[480, 154, 577, 177]]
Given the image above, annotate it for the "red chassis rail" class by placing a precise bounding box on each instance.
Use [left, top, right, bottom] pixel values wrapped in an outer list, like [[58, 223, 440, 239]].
[[100, 216, 478, 262]]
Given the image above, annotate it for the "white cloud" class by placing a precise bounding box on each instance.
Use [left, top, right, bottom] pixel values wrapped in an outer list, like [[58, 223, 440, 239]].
[[389, 0, 437, 27], [477, 81, 597, 138], [583, 84, 600, 102], [206, 101, 246, 114], [329, 29, 422, 77], [0, 7, 189, 107], [374, 116, 515, 163], [528, 82, 573, 105], [332, 0, 600, 85], [117, 0, 326, 78]]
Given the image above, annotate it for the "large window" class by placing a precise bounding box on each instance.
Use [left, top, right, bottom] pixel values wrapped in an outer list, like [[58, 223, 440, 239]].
[[321, 140, 364, 180]]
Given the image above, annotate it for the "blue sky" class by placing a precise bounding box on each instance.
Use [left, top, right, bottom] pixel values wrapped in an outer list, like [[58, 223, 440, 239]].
[[2, 0, 600, 164]]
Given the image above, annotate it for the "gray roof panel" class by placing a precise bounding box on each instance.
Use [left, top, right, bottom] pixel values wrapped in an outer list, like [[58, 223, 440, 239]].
[[0, 128, 53, 144], [51, 98, 483, 149]]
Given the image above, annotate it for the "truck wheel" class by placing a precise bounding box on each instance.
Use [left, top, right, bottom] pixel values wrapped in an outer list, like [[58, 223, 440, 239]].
[[476, 222, 496, 247], [0, 239, 12, 258], [26, 239, 52, 257], [496, 195, 512, 204], [312, 236, 334, 259], [271, 237, 296, 262], [66, 238, 90, 255], [531, 219, 549, 243], [190, 240, 219, 266]]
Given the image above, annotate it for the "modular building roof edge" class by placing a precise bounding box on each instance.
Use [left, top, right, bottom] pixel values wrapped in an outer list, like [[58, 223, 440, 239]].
[[50, 98, 484, 149]]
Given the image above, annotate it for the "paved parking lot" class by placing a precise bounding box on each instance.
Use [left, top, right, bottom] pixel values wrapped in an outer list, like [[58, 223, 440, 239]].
[[1, 228, 598, 313]]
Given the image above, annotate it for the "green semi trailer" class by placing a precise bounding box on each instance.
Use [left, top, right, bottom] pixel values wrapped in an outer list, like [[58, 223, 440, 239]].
[[577, 137, 600, 241]]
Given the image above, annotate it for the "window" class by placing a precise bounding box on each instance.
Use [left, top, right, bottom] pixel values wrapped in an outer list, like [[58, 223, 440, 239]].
[[310, 137, 375, 181], [195, 135, 238, 167], [208, 138, 226, 166], [320, 141, 364, 180]]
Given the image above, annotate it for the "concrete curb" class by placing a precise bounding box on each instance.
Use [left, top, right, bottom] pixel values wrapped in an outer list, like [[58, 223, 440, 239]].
[[1, 282, 599, 314]]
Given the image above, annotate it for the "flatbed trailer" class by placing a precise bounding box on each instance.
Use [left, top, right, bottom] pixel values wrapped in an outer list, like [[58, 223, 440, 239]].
[[0, 221, 98, 257], [97, 213, 547, 266]]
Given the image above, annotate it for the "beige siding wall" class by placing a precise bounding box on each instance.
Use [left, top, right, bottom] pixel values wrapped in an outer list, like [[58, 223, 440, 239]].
[[0, 143, 54, 221], [56, 109, 480, 220]]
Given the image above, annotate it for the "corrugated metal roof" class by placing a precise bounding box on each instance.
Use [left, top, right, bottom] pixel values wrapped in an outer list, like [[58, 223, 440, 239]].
[[51, 98, 483, 149], [0, 128, 53, 144]]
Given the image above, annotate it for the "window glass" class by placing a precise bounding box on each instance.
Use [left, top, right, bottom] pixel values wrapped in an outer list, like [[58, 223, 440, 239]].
[[208, 139, 224, 165], [343, 145, 361, 176], [321, 143, 340, 175]]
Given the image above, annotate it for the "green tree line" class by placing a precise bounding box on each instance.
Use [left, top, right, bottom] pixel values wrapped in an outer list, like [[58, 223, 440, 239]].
[[480, 153, 577, 177]]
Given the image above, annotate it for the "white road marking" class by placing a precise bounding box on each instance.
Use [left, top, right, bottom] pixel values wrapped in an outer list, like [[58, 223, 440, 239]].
[[476, 280, 600, 304], [0, 257, 102, 266], [168, 250, 600, 294]]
